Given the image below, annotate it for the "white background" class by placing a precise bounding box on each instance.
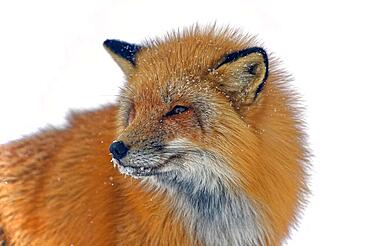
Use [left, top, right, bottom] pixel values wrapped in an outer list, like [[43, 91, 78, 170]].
[[0, 0, 369, 245]]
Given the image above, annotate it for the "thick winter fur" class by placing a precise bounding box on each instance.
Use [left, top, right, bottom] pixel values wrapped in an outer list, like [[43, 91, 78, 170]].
[[0, 26, 309, 245]]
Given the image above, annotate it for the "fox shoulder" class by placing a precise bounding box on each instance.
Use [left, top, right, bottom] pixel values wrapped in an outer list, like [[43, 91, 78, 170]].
[[0, 105, 121, 244]]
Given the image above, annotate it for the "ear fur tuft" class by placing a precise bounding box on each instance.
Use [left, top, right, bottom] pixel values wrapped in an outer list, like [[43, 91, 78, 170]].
[[103, 39, 142, 76]]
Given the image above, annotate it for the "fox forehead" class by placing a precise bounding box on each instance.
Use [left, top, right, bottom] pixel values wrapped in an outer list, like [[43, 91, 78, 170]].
[[125, 32, 254, 102]]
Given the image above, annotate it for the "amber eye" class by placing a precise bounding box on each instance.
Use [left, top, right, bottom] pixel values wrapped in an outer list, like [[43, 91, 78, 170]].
[[165, 105, 189, 117]]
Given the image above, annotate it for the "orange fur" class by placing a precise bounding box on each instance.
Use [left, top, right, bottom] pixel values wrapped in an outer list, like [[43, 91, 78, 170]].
[[0, 26, 308, 245]]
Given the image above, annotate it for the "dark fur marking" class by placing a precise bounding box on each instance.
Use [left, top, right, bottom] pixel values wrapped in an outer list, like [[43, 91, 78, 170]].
[[0, 227, 6, 246], [163, 175, 227, 221], [103, 39, 141, 65], [246, 63, 258, 75]]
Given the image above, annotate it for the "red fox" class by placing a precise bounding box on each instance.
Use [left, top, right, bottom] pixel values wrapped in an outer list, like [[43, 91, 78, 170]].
[[0, 26, 308, 245]]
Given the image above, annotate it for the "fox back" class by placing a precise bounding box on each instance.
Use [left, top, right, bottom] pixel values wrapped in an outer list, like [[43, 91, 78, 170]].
[[0, 26, 308, 246]]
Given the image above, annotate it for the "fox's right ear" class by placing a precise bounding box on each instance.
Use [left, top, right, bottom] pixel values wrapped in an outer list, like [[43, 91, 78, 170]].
[[103, 39, 142, 77]]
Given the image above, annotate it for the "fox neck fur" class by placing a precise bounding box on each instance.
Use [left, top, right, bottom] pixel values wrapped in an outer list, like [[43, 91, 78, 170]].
[[145, 147, 266, 246]]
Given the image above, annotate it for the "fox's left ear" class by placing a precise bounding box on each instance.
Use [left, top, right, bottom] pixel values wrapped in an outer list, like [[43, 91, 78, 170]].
[[212, 47, 268, 105], [103, 39, 142, 77]]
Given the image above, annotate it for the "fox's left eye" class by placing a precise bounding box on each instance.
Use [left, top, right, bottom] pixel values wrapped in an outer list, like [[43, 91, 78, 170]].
[[165, 105, 189, 117]]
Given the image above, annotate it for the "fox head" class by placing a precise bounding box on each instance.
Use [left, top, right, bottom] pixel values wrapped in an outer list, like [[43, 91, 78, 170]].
[[104, 26, 308, 245]]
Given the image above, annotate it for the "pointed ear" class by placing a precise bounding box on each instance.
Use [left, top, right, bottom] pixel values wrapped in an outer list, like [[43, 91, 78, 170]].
[[103, 39, 142, 77], [212, 47, 268, 106]]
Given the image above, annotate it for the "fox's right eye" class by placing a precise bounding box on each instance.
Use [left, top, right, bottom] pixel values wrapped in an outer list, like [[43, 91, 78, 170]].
[[165, 105, 189, 117]]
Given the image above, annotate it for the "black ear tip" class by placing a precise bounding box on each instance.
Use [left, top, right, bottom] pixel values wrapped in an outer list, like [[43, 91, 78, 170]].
[[103, 39, 142, 65], [103, 39, 117, 48], [103, 39, 110, 47]]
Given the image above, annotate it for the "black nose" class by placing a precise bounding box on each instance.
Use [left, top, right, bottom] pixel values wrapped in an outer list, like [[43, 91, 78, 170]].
[[109, 141, 129, 160]]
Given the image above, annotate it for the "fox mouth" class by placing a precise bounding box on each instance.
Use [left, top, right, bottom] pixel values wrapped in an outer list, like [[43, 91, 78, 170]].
[[111, 154, 182, 178], [118, 164, 159, 177]]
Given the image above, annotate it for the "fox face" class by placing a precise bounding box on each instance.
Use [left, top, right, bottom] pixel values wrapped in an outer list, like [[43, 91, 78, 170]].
[[106, 35, 267, 184]]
